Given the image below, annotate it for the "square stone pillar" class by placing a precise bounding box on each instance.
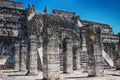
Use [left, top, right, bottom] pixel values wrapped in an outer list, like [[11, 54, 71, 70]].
[[20, 39, 27, 72], [81, 29, 88, 68], [87, 27, 104, 77], [94, 43, 104, 77], [27, 35, 38, 75], [14, 41, 20, 71], [88, 42, 104, 77], [116, 59, 120, 70], [63, 38, 73, 73], [87, 43, 96, 77], [73, 43, 81, 70], [43, 36, 60, 80], [115, 43, 120, 70], [75, 48, 81, 70]]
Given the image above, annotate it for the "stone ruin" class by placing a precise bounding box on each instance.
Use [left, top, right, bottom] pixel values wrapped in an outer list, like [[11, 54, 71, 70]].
[[0, 0, 120, 80]]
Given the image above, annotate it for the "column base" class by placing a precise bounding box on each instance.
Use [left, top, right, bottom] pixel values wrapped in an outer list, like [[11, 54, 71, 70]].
[[43, 78, 60, 80], [26, 71, 38, 76], [20, 69, 27, 72], [43, 72, 60, 80], [116, 59, 120, 70], [63, 71, 73, 74], [76, 67, 81, 70], [88, 68, 95, 77], [116, 68, 120, 70], [88, 68, 104, 77], [96, 68, 104, 77], [88, 75, 95, 77], [14, 67, 20, 72]]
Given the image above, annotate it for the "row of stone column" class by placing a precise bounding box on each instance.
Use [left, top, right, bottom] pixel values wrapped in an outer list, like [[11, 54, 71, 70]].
[[63, 38, 81, 73], [14, 35, 81, 80], [43, 36, 81, 79], [14, 39, 27, 72]]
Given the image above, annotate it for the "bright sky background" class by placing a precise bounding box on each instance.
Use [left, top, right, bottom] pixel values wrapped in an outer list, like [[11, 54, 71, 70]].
[[15, 0, 120, 34]]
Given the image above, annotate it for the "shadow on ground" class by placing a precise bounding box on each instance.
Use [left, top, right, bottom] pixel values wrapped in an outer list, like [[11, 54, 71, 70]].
[[65, 76, 89, 79], [107, 74, 120, 76], [7, 74, 26, 76]]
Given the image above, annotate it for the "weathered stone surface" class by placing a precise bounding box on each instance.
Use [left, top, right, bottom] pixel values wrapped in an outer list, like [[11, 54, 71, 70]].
[[0, 0, 23, 9], [27, 35, 38, 75], [0, 0, 120, 79], [43, 35, 60, 80], [14, 41, 20, 71], [20, 40, 27, 71], [86, 27, 104, 77], [63, 38, 73, 73], [73, 43, 81, 70]]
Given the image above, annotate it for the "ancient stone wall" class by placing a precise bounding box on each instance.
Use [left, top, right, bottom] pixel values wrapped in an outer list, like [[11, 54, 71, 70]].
[[0, 0, 23, 9], [0, 0, 120, 79]]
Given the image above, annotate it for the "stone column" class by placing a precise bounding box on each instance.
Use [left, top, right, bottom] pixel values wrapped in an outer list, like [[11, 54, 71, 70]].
[[115, 43, 119, 57], [87, 42, 96, 77], [93, 29, 103, 77], [115, 43, 120, 70], [20, 39, 27, 71], [116, 59, 120, 70], [94, 43, 104, 77], [43, 36, 60, 80], [63, 38, 73, 73], [88, 41, 104, 77], [73, 43, 81, 70], [87, 27, 104, 77], [27, 35, 38, 75], [81, 29, 88, 68], [75, 47, 81, 70], [14, 41, 20, 71]]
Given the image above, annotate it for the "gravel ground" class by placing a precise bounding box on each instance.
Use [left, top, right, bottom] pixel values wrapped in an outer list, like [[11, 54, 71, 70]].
[[0, 69, 120, 80], [0, 70, 42, 80]]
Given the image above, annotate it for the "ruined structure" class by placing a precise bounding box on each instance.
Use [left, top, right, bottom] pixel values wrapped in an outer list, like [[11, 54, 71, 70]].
[[0, 0, 120, 80], [0, 0, 26, 70]]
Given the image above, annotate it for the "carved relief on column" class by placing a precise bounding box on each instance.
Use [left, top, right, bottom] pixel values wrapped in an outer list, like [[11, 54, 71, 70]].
[[20, 39, 27, 72], [43, 35, 60, 80], [73, 43, 81, 70], [115, 43, 120, 70], [94, 43, 104, 77], [75, 45, 81, 70], [27, 35, 38, 75], [87, 43, 96, 77], [14, 40, 20, 71], [95, 28, 104, 77], [63, 37, 73, 73], [115, 43, 119, 59], [87, 27, 104, 77], [81, 29, 88, 68]]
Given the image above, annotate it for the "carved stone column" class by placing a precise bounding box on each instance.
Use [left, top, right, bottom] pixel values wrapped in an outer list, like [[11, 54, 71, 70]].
[[81, 29, 88, 68], [43, 36, 60, 80], [75, 48, 81, 70], [73, 43, 81, 70], [20, 39, 27, 71], [94, 43, 104, 77], [88, 41, 104, 77], [115, 43, 120, 70], [87, 27, 104, 77], [116, 59, 120, 70], [27, 35, 38, 75], [63, 38, 73, 73], [87, 42, 96, 77], [14, 41, 20, 71]]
